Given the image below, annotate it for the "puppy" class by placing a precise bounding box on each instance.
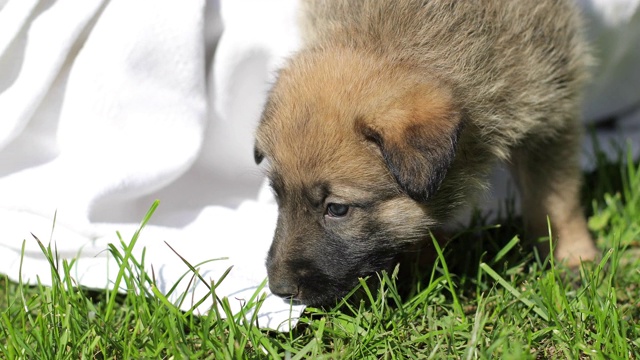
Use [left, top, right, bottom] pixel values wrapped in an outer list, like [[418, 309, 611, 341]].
[[254, 0, 598, 306]]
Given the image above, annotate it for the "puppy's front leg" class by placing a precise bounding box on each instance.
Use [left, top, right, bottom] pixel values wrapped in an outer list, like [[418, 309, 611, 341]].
[[509, 123, 598, 267]]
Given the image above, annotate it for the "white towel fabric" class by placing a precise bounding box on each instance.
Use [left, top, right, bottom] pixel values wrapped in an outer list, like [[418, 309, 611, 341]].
[[0, 0, 638, 331]]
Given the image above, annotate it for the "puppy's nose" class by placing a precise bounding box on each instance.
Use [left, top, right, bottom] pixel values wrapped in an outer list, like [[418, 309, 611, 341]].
[[268, 279, 299, 300]]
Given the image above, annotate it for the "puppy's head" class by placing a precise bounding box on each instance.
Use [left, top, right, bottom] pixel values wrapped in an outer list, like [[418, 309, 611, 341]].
[[255, 49, 463, 306]]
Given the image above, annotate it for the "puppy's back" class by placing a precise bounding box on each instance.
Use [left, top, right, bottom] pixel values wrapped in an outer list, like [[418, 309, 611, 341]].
[[300, 0, 591, 155]]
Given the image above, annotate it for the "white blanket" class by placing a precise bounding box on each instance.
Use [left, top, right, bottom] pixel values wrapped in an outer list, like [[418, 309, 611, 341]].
[[0, 0, 638, 331]]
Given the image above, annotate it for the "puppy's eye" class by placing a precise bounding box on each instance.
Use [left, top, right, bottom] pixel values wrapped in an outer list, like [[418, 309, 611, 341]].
[[326, 203, 349, 218]]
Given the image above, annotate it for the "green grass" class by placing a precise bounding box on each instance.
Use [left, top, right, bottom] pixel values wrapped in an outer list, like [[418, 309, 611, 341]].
[[1, 148, 639, 359]]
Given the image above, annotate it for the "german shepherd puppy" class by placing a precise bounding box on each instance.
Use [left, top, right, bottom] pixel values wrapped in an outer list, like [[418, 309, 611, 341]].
[[254, 0, 598, 306]]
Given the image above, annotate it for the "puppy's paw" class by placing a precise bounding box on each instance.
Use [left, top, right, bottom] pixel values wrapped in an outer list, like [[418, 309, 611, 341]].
[[554, 238, 599, 268]]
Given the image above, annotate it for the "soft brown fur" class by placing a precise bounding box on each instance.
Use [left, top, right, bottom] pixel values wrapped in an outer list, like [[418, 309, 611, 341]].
[[254, 0, 598, 306]]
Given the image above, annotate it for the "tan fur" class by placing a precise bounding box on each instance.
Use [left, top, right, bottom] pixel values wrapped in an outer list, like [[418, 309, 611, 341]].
[[254, 0, 598, 305]]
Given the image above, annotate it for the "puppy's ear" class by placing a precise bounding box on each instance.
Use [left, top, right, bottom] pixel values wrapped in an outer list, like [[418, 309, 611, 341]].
[[357, 85, 462, 202]]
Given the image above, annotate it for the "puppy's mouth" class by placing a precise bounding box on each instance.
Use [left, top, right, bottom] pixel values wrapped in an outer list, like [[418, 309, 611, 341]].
[[287, 290, 343, 308], [271, 268, 386, 308], [269, 278, 349, 307], [268, 245, 404, 307], [276, 294, 305, 306]]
